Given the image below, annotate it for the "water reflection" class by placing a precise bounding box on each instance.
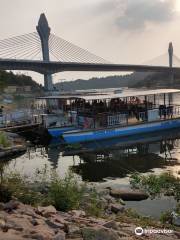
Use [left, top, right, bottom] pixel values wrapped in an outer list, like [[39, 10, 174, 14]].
[[71, 153, 173, 182], [63, 129, 180, 182], [1, 129, 180, 183], [46, 145, 61, 169]]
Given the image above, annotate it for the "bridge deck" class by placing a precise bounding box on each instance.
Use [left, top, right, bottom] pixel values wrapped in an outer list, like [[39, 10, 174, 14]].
[[0, 59, 178, 74]]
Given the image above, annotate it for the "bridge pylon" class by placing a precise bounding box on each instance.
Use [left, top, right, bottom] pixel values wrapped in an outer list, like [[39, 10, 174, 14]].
[[36, 13, 53, 91], [168, 42, 174, 86]]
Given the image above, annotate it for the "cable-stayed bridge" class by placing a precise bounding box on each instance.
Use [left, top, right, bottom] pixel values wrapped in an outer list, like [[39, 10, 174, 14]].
[[0, 13, 180, 91]]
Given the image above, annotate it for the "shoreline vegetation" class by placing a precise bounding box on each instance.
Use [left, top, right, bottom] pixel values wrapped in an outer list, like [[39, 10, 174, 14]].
[[0, 132, 26, 159], [55, 72, 180, 91], [0, 167, 179, 239], [0, 70, 43, 93]]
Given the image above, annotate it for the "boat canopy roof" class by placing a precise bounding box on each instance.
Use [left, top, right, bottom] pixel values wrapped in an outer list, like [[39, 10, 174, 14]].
[[37, 89, 180, 101]]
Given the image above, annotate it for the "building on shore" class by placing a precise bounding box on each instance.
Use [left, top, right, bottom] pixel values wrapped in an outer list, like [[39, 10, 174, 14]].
[[4, 85, 32, 94]]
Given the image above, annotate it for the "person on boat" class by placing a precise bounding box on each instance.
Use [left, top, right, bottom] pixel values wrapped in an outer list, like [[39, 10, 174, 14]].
[[46, 108, 51, 114], [0, 106, 4, 117], [85, 101, 91, 111], [135, 97, 141, 104], [83, 117, 91, 129], [167, 105, 173, 118], [159, 105, 167, 119], [68, 114, 73, 124]]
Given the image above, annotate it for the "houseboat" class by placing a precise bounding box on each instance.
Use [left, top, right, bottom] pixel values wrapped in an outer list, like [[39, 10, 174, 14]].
[[62, 89, 180, 143], [36, 89, 180, 143]]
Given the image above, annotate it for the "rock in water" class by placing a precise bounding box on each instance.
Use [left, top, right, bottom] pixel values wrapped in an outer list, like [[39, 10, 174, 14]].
[[110, 189, 149, 201], [172, 211, 180, 226], [110, 204, 124, 214], [82, 227, 120, 240]]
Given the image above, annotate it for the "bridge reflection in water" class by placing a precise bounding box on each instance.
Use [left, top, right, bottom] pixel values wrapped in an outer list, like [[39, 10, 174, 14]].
[[61, 129, 180, 182], [2, 128, 179, 182]]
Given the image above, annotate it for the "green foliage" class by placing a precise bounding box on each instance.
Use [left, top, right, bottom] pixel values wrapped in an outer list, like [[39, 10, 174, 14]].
[[47, 172, 103, 214], [129, 172, 142, 188], [125, 208, 141, 219], [176, 203, 180, 214], [34, 164, 51, 186], [0, 78, 6, 92], [83, 188, 103, 217], [117, 208, 157, 228], [48, 171, 86, 211], [0, 172, 43, 205], [130, 172, 180, 201], [132, 72, 180, 89], [0, 167, 103, 215], [0, 184, 12, 202], [55, 72, 151, 91], [160, 211, 172, 224], [0, 132, 11, 148], [0, 70, 42, 92]]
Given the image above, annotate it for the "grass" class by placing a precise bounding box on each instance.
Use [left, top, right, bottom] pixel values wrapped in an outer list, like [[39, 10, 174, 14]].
[[115, 207, 163, 229], [48, 171, 86, 211], [81, 188, 104, 217], [176, 203, 180, 214], [160, 211, 172, 224], [0, 132, 11, 148], [0, 168, 103, 215], [0, 172, 43, 205], [116, 208, 180, 231], [129, 172, 180, 228], [130, 172, 180, 201], [1, 167, 179, 227]]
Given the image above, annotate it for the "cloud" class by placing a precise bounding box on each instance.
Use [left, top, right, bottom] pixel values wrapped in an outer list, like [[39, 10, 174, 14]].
[[98, 0, 176, 31]]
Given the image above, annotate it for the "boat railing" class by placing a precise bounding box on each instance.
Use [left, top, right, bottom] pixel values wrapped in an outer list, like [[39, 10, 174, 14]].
[[77, 104, 180, 129], [0, 109, 44, 128], [41, 111, 77, 128], [137, 105, 180, 123], [107, 114, 128, 126], [173, 105, 180, 116], [159, 105, 180, 118], [139, 112, 147, 121], [102, 105, 180, 128]]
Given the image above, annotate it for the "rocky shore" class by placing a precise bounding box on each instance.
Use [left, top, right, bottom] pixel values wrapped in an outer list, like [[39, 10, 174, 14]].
[[0, 148, 179, 240], [0, 199, 179, 240]]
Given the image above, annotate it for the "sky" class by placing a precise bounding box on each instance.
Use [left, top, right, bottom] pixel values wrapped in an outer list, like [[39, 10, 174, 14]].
[[0, 0, 180, 85]]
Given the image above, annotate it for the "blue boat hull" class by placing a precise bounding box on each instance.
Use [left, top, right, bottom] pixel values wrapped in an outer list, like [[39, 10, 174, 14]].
[[48, 126, 77, 138], [63, 118, 180, 143]]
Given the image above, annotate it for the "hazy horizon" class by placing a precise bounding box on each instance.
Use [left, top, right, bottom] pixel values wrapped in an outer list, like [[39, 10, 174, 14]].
[[1, 0, 180, 85]]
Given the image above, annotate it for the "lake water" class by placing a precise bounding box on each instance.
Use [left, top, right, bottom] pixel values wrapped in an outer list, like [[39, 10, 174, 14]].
[[1, 89, 180, 219], [1, 128, 179, 219]]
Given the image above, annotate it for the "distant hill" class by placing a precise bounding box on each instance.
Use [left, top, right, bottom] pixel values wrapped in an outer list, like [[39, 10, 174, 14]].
[[55, 72, 151, 91], [55, 71, 180, 91], [132, 72, 180, 89], [0, 70, 43, 92]]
